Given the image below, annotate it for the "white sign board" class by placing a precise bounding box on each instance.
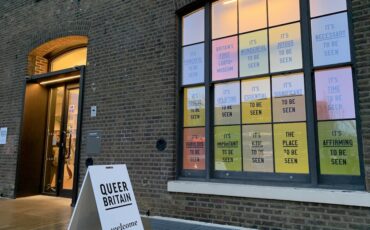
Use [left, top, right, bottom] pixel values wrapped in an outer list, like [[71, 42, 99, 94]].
[[91, 105, 97, 117], [68, 165, 144, 230], [0, 127, 7, 145]]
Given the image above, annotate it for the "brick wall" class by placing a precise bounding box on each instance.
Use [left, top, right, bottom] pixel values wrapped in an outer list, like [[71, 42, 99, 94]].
[[32, 56, 48, 75], [0, 0, 370, 229]]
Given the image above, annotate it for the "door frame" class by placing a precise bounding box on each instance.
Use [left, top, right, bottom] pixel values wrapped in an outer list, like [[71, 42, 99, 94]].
[[15, 66, 85, 206]]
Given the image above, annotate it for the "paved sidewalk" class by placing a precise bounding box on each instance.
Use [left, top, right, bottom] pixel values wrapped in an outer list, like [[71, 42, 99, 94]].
[[0, 196, 252, 230], [0, 196, 71, 230]]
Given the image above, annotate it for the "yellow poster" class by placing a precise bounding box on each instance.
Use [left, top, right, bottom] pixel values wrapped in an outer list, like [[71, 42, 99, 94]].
[[184, 87, 205, 127], [274, 123, 309, 174], [241, 77, 271, 124]]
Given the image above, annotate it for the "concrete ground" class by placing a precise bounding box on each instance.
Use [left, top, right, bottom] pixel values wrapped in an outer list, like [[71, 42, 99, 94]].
[[0, 196, 252, 230], [0, 196, 71, 230]]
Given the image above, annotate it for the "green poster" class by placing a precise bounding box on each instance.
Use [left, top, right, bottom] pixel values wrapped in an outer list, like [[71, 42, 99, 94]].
[[214, 125, 242, 171], [318, 120, 360, 176]]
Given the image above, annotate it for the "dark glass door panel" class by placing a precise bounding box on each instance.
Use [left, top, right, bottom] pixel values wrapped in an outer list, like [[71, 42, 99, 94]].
[[42, 86, 64, 194], [60, 87, 79, 195]]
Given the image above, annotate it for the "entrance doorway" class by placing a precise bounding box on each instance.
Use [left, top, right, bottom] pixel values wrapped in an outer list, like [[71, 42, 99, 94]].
[[42, 84, 79, 197], [16, 68, 84, 205]]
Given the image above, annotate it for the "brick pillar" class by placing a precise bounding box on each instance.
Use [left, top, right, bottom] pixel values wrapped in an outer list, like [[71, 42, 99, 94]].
[[28, 55, 48, 75]]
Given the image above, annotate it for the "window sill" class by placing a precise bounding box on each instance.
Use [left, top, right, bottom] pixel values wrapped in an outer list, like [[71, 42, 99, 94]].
[[167, 180, 370, 207]]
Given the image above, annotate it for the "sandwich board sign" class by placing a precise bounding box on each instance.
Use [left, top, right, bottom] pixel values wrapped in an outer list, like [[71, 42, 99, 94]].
[[68, 165, 144, 230]]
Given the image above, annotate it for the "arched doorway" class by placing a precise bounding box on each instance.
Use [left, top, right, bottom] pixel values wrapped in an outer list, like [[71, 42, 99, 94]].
[[16, 36, 88, 205]]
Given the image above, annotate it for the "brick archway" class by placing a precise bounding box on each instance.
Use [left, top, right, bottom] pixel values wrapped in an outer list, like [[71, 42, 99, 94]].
[[27, 35, 88, 75]]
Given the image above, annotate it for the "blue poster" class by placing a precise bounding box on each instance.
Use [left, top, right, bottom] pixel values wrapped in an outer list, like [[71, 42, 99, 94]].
[[311, 13, 351, 67], [182, 43, 205, 85]]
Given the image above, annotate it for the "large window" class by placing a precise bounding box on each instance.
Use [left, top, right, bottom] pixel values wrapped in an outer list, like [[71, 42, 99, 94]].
[[179, 0, 363, 188]]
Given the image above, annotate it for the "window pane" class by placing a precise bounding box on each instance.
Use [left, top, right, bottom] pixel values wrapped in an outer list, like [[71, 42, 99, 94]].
[[274, 122, 309, 174], [182, 8, 205, 46], [183, 128, 206, 170], [50, 48, 87, 72], [268, 0, 300, 27], [311, 13, 351, 67], [239, 0, 267, 33], [182, 43, 205, 85], [318, 120, 360, 176], [239, 30, 269, 77], [269, 23, 302, 73], [184, 87, 205, 127], [243, 124, 273, 172], [212, 0, 238, 39], [212, 36, 239, 81], [241, 77, 271, 124], [272, 73, 306, 122], [214, 82, 241, 125], [310, 0, 347, 18], [214, 125, 242, 171], [315, 67, 355, 120]]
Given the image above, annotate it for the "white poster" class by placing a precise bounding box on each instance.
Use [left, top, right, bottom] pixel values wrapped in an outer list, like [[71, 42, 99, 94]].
[[269, 23, 302, 73]]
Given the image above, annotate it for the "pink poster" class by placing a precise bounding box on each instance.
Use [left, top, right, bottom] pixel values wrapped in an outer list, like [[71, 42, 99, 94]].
[[183, 128, 206, 170], [212, 36, 238, 81], [315, 67, 355, 120]]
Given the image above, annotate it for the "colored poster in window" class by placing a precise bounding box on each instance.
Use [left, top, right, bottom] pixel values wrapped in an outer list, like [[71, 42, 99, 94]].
[[212, 0, 238, 39], [241, 77, 271, 124], [239, 0, 267, 33], [272, 73, 306, 122], [274, 123, 309, 174], [243, 124, 273, 172], [183, 128, 206, 170], [182, 43, 205, 85], [214, 125, 242, 171], [182, 8, 205, 46], [239, 30, 269, 77], [184, 87, 205, 127], [268, 0, 300, 27], [212, 36, 239, 81], [315, 67, 355, 120], [214, 82, 240, 125], [311, 13, 351, 67], [318, 120, 360, 176], [269, 23, 302, 73], [310, 0, 347, 18]]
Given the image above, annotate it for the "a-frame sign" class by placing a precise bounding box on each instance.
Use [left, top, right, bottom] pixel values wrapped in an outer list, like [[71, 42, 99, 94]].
[[68, 165, 144, 230]]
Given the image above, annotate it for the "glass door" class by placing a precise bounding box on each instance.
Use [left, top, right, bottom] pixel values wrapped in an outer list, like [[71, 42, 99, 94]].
[[59, 86, 79, 196], [42, 83, 80, 197], [42, 86, 64, 194]]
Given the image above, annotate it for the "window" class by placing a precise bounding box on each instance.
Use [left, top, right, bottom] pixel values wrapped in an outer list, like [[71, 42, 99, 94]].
[[50, 47, 88, 72], [179, 0, 363, 188]]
